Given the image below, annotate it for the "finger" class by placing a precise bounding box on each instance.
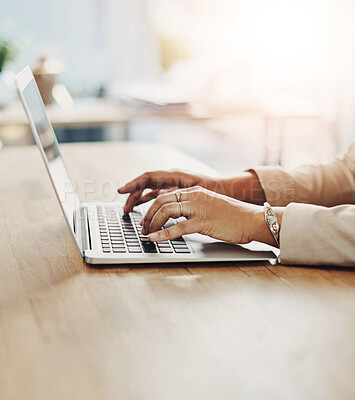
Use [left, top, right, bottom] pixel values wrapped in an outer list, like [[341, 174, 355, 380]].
[[125, 189, 161, 214], [141, 187, 205, 232], [138, 188, 175, 226], [149, 219, 198, 242], [141, 191, 190, 234], [118, 171, 178, 194], [149, 202, 190, 233], [135, 189, 161, 206], [123, 189, 144, 213], [118, 173, 150, 194], [158, 187, 179, 195]]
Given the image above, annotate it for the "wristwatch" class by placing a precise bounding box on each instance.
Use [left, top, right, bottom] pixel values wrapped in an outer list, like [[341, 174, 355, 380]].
[[263, 202, 280, 248]]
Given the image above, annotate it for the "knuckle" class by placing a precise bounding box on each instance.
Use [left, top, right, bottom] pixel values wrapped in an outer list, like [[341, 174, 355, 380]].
[[164, 228, 172, 240], [192, 185, 206, 195], [177, 224, 185, 234], [160, 203, 172, 215], [156, 194, 164, 204], [195, 219, 204, 230]]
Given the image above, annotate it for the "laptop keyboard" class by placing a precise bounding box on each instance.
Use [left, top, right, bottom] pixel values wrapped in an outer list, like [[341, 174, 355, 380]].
[[97, 205, 191, 254]]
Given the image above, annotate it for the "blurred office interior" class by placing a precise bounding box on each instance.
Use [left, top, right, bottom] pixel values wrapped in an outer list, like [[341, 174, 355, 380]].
[[0, 0, 354, 173]]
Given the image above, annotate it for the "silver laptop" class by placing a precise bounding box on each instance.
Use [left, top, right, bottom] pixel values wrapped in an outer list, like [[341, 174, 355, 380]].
[[15, 66, 277, 265]]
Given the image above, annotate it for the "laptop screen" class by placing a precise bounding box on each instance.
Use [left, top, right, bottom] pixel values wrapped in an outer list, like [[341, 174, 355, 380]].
[[18, 71, 81, 251]]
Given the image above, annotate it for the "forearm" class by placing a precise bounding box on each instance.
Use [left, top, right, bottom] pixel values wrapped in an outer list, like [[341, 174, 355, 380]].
[[204, 171, 266, 205]]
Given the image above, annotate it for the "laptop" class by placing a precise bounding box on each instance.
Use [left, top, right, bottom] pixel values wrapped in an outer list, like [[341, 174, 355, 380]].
[[15, 66, 277, 265]]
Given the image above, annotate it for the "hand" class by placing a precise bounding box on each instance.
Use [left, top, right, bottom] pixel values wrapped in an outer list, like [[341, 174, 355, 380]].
[[118, 170, 216, 213], [141, 186, 273, 245]]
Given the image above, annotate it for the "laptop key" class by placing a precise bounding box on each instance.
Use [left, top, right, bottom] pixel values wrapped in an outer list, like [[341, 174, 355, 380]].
[[113, 248, 126, 253], [157, 243, 171, 248], [128, 247, 142, 253], [158, 248, 173, 253], [172, 244, 189, 248], [170, 238, 185, 244], [113, 247, 126, 251], [174, 248, 191, 253], [142, 242, 157, 253]]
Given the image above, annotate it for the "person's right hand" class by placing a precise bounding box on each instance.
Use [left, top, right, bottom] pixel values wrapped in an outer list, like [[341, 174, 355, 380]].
[[118, 170, 215, 213]]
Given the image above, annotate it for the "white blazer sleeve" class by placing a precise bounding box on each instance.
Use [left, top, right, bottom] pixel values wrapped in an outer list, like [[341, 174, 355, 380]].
[[279, 203, 355, 267]]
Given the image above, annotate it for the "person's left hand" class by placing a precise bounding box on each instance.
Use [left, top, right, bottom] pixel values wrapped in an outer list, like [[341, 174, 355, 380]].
[[141, 186, 263, 244]]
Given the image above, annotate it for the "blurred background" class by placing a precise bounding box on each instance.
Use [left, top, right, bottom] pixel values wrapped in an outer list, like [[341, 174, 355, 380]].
[[0, 0, 354, 173]]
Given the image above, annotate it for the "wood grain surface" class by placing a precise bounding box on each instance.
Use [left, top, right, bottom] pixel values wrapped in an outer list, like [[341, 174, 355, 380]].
[[0, 142, 354, 400]]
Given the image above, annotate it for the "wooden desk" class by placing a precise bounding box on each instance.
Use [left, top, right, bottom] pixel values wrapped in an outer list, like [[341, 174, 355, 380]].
[[0, 142, 354, 400]]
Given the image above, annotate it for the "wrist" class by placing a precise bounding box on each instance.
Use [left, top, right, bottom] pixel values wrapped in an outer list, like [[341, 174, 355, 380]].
[[223, 172, 266, 204], [197, 176, 222, 192]]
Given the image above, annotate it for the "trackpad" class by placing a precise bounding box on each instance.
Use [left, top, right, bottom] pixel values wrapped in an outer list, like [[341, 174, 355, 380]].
[[186, 233, 278, 260]]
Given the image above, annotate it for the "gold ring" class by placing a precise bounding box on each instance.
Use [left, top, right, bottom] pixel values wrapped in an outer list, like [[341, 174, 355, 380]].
[[175, 190, 182, 203]]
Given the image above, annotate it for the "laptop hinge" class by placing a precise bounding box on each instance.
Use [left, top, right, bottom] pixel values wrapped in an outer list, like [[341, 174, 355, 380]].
[[80, 207, 92, 252]]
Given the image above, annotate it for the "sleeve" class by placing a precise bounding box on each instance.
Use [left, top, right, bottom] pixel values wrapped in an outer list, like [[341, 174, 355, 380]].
[[279, 203, 355, 267], [248, 141, 355, 207]]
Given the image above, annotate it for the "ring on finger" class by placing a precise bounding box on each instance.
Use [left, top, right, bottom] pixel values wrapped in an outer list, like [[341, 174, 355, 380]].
[[175, 190, 182, 203]]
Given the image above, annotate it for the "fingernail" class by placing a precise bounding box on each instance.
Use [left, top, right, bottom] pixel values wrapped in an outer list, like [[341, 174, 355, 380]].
[[139, 219, 143, 226], [149, 232, 159, 241]]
